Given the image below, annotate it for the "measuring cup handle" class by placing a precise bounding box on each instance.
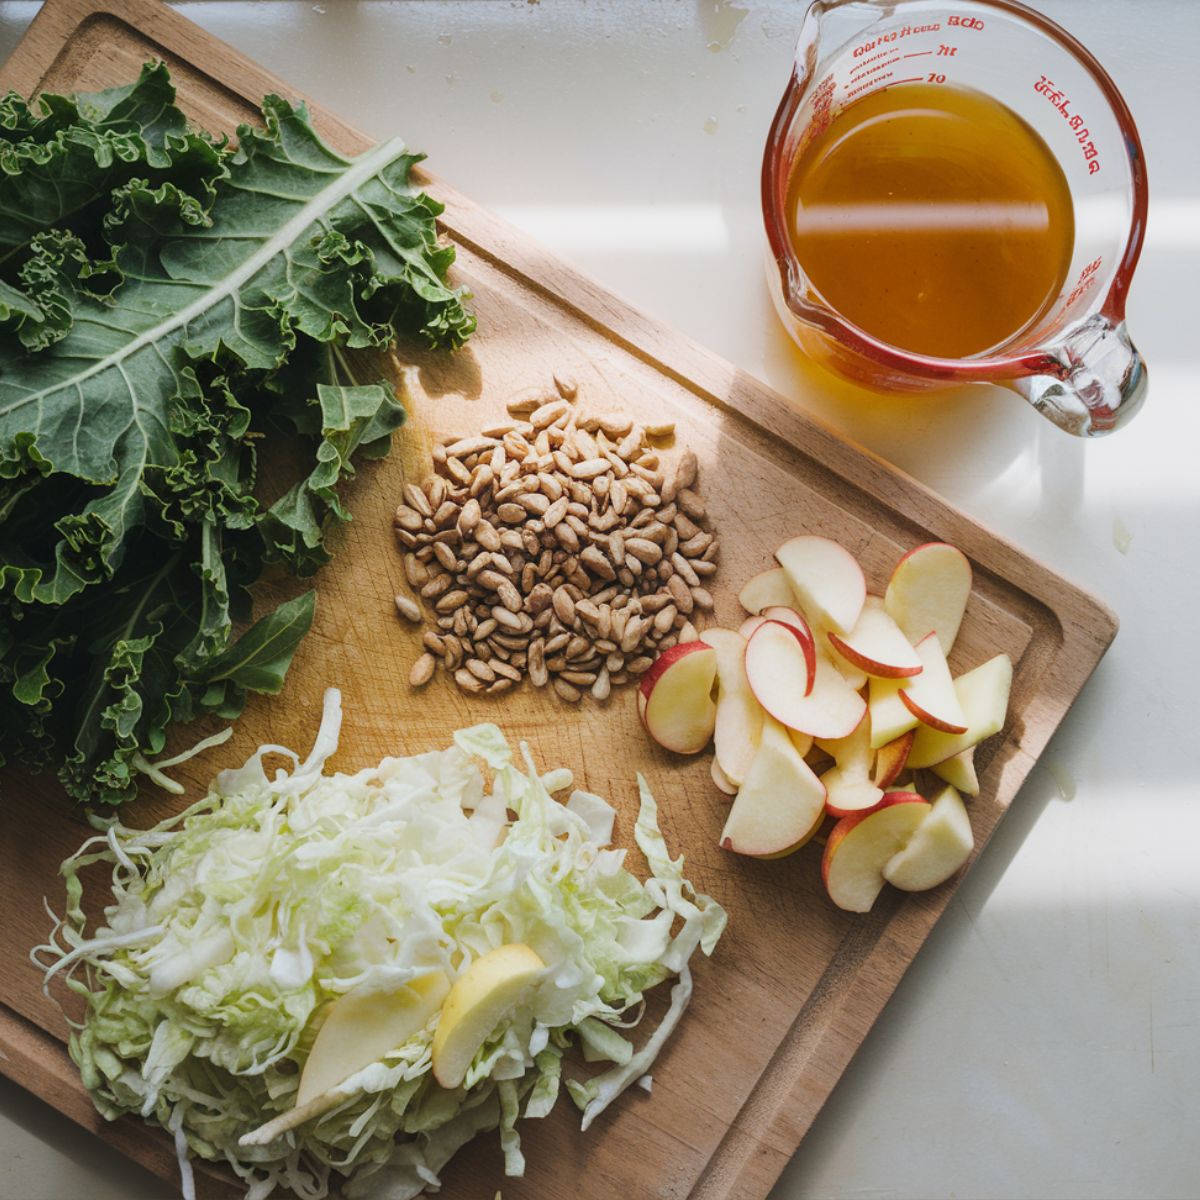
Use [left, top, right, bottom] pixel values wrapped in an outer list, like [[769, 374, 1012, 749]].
[[1015, 315, 1147, 437]]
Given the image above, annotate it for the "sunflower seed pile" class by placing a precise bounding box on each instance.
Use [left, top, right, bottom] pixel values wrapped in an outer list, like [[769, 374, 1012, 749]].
[[392, 378, 719, 703]]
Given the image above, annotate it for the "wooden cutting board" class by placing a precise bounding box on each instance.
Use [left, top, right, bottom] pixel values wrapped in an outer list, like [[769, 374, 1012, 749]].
[[0, 2, 1117, 1197]]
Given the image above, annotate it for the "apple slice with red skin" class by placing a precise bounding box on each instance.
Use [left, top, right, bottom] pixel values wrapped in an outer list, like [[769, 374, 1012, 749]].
[[931, 747, 979, 796], [637, 641, 717, 755], [898, 633, 968, 734], [822, 792, 931, 913], [720, 715, 827, 858], [817, 716, 884, 818], [868, 675, 920, 749], [882, 785, 973, 890], [885, 542, 973, 656], [758, 606, 817, 694], [738, 567, 795, 615], [872, 730, 915, 788], [739, 615, 767, 640], [907, 654, 1012, 768], [745, 621, 864, 739], [827, 597, 923, 679], [776, 535, 866, 636], [700, 627, 764, 786]]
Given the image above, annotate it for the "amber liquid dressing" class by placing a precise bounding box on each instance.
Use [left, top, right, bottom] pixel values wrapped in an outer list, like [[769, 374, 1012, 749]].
[[786, 83, 1074, 359]]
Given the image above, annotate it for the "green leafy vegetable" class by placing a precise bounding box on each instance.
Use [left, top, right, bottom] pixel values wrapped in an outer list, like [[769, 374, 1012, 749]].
[[34, 690, 726, 1199], [0, 64, 474, 803]]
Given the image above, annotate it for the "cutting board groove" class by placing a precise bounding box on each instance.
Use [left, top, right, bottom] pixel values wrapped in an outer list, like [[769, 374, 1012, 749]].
[[0, 3, 1116, 1198]]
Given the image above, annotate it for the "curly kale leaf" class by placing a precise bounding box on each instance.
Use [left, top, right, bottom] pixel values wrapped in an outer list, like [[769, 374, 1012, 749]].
[[0, 66, 473, 805]]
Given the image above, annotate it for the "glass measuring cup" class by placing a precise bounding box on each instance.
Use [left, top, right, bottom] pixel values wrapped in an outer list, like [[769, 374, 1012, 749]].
[[762, 0, 1149, 436]]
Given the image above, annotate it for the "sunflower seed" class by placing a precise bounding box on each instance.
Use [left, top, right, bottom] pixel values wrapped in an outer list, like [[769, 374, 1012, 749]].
[[410, 653, 436, 687]]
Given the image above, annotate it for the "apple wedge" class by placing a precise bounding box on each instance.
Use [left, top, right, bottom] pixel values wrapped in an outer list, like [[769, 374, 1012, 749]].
[[700, 628, 764, 786], [885, 542, 972, 655], [868, 676, 920, 749], [432, 944, 545, 1089], [822, 770, 884, 818], [827, 597, 923, 679], [637, 641, 718, 755], [738, 567, 796, 614], [908, 654, 1012, 768], [883, 785, 973, 891], [720, 715, 827, 857], [746, 622, 864, 739], [240, 969, 451, 1147], [821, 793, 931, 912], [898, 633, 968, 734], [712, 756, 738, 796], [931, 747, 979, 796], [816, 718, 883, 817], [776, 535, 866, 635], [873, 730, 915, 788], [298, 970, 449, 1107]]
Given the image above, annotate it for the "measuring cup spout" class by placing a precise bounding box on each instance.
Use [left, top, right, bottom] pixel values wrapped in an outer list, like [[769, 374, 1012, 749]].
[[1015, 315, 1147, 437]]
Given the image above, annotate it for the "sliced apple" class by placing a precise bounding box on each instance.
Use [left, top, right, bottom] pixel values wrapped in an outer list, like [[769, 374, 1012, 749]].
[[931, 747, 979, 796], [720, 715, 827, 857], [240, 970, 453, 1145], [759, 606, 818, 694], [822, 793, 931, 912], [711, 755, 738, 796], [637, 641, 718, 755], [827, 596, 923, 679], [898, 633, 968, 734], [822, 771, 884, 818], [432, 944, 545, 1089], [818, 717, 883, 817], [883, 785, 973, 891], [699, 628, 764, 785], [868, 676, 920, 749], [885, 542, 973, 655], [738, 567, 795, 614], [872, 730, 914, 788], [907, 654, 1012, 768], [298, 970, 449, 1107], [739, 615, 767, 640], [744, 619, 815, 718], [745, 622, 864, 739], [776, 535, 866, 635], [787, 728, 814, 758], [828, 651, 867, 691]]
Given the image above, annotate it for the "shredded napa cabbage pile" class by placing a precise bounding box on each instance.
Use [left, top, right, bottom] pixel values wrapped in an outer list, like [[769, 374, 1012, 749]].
[[33, 689, 726, 1199]]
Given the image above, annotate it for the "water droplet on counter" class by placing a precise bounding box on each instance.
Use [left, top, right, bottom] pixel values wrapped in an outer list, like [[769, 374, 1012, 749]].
[[701, 0, 749, 53], [405, 64, 416, 74], [438, 33, 453, 45], [703, 117, 719, 135], [1043, 757, 1077, 801], [490, 91, 504, 104], [1112, 517, 1132, 554], [311, 3, 325, 12]]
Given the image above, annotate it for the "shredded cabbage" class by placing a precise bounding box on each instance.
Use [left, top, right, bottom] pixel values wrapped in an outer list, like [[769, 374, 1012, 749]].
[[33, 688, 726, 1198]]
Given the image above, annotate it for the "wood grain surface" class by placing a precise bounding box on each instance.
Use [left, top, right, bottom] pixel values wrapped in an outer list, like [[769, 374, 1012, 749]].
[[0, 2, 1117, 1198]]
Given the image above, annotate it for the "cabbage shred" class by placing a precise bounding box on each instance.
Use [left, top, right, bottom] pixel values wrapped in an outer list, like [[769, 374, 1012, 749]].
[[34, 689, 726, 1198]]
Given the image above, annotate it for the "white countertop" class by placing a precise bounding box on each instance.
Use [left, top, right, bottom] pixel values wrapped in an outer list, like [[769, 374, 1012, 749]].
[[1, 2, 1196, 1198]]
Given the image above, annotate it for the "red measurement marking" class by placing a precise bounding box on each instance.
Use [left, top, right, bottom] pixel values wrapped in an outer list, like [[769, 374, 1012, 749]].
[[1034, 75, 1102, 174], [902, 50, 933, 57], [889, 76, 926, 85]]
